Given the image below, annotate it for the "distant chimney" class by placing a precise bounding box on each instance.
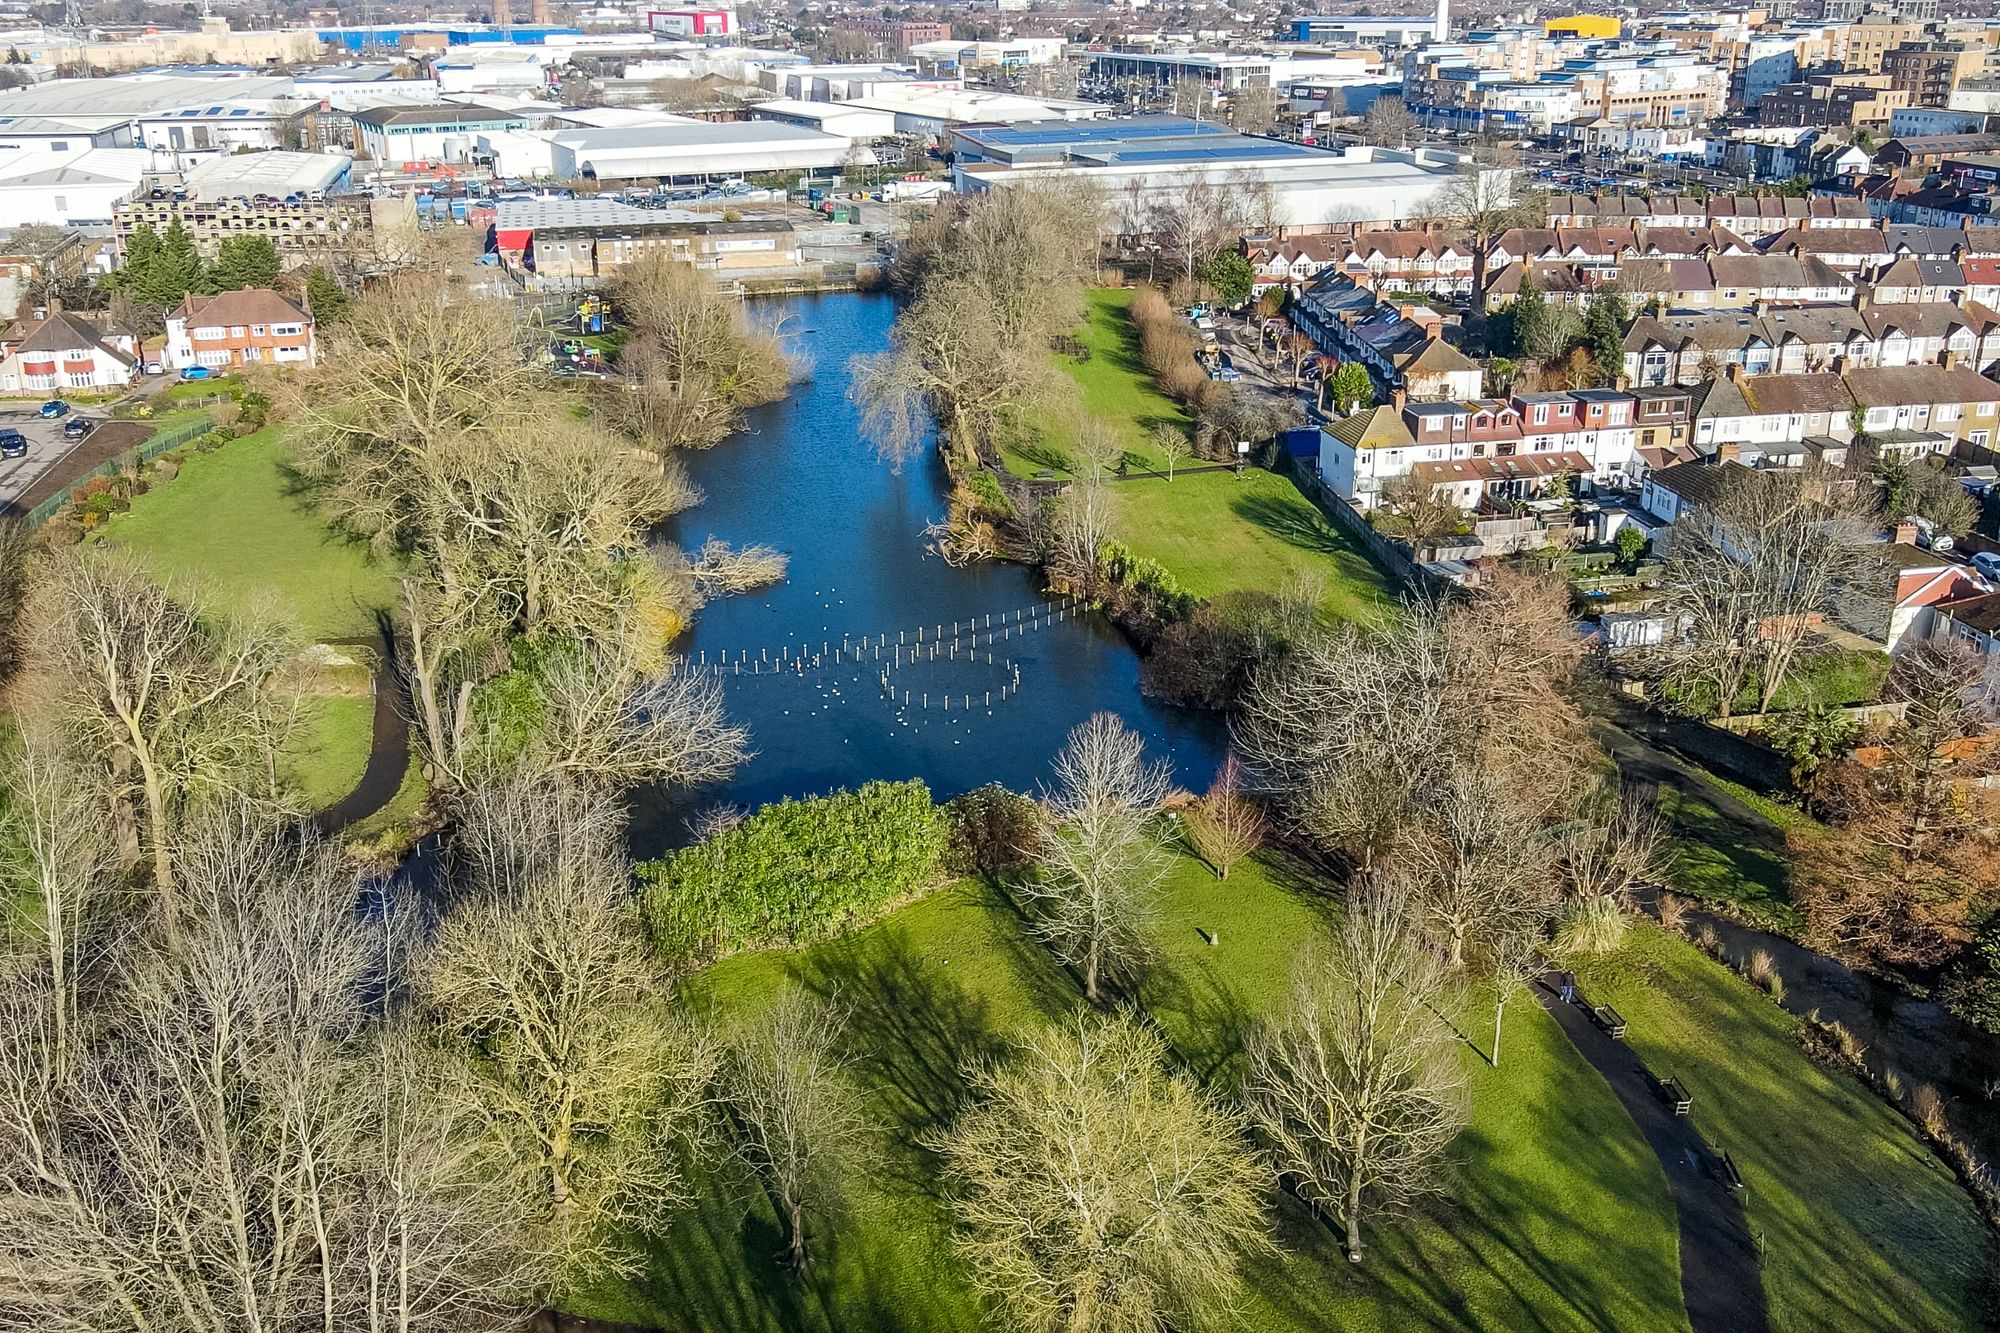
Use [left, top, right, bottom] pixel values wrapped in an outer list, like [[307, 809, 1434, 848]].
[[1831, 353, 1848, 374], [531, 0, 551, 20], [1726, 362, 1745, 382], [1393, 387, 1408, 412], [1943, 349, 1961, 370]]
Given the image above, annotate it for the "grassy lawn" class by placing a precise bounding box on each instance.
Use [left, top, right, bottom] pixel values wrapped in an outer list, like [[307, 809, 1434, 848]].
[[282, 695, 374, 811], [1656, 778, 1802, 933], [573, 856, 1687, 1332], [93, 427, 400, 641], [1011, 288, 1396, 623], [1575, 926, 1988, 1333]]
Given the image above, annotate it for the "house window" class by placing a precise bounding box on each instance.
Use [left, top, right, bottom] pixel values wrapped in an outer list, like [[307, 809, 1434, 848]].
[[195, 326, 223, 340], [228, 326, 245, 338], [1940, 404, 1962, 422], [1532, 404, 1550, 425], [1982, 403, 1997, 418], [250, 324, 265, 336]]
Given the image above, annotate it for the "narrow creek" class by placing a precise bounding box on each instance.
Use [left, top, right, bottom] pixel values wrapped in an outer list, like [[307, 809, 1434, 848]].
[[625, 291, 1227, 856]]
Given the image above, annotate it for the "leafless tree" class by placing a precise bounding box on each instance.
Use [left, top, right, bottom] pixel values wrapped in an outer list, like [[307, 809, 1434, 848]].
[[1021, 714, 1174, 1003], [1424, 162, 1541, 297], [1144, 171, 1262, 289], [25, 553, 295, 941], [1397, 764, 1555, 969], [931, 1012, 1273, 1332], [475, 628, 748, 792], [0, 804, 539, 1332], [1245, 884, 1468, 1262], [1150, 421, 1193, 480], [719, 989, 873, 1271], [1359, 97, 1415, 149], [1046, 416, 1122, 594], [600, 254, 792, 457], [421, 774, 719, 1278], [0, 729, 114, 1082], [1226, 83, 1280, 135], [1183, 755, 1266, 879], [1657, 463, 1884, 717], [1556, 785, 1668, 906]]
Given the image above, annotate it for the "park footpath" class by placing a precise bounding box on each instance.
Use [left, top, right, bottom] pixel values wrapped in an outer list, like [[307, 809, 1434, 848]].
[[1535, 976, 1770, 1333]]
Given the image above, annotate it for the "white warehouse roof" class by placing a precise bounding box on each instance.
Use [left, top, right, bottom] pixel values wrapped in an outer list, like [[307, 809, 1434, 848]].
[[548, 121, 858, 180], [185, 150, 352, 199]]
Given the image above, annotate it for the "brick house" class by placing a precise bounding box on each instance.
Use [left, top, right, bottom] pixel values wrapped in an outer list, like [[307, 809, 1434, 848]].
[[0, 310, 137, 394], [164, 288, 315, 371]]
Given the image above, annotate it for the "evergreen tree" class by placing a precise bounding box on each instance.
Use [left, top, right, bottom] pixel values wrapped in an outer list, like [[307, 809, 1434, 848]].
[[303, 265, 351, 323], [126, 219, 202, 308], [1581, 285, 1630, 388], [206, 235, 280, 292], [1505, 271, 1548, 361]]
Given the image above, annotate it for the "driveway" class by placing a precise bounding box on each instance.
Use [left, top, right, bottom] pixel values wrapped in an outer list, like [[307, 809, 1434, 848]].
[[0, 408, 104, 511]]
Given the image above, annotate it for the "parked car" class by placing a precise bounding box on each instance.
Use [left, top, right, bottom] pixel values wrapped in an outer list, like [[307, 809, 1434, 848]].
[[143, 360, 164, 376], [0, 429, 26, 459], [62, 416, 94, 441], [179, 366, 211, 381], [38, 399, 68, 418], [1973, 551, 2000, 581]]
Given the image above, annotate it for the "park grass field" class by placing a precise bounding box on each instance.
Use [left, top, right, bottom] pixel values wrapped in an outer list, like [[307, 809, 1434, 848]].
[[1575, 926, 1988, 1333], [1009, 288, 1394, 623], [93, 426, 400, 642], [572, 856, 1688, 1333]]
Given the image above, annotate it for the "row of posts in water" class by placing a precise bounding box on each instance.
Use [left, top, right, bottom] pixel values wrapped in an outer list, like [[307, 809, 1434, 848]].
[[878, 652, 1024, 710], [685, 597, 1084, 677]]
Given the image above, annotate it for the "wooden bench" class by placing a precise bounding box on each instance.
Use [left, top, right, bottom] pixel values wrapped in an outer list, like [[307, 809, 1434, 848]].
[[1658, 1075, 1692, 1116], [1714, 1151, 1745, 1192], [1591, 1003, 1628, 1039]]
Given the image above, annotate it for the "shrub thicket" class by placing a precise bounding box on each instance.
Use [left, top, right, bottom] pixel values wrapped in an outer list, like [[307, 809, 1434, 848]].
[[944, 783, 1041, 875], [640, 780, 950, 962]]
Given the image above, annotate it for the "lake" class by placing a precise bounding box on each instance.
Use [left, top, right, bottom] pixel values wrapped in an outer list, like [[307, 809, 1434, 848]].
[[627, 290, 1227, 853]]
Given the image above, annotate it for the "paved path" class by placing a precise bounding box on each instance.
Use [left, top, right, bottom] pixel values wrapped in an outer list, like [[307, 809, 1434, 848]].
[[309, 632, 411, 838], [1534, 979, 1770, 1333]]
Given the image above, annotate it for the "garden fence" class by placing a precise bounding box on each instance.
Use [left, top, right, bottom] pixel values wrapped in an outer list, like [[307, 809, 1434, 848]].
[[23, 413, 214, 526]]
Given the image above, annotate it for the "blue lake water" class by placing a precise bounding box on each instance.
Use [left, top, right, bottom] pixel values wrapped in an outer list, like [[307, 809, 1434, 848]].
[[627, 290, 1227, 852]]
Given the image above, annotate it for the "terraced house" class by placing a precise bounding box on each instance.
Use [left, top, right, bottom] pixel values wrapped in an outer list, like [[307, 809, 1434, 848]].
[[1621, 299, 2000, 385]]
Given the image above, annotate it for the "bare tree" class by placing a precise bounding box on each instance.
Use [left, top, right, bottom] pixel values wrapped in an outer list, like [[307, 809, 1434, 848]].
[[600, 254, 792, 457], [0, 729, 114, 1082], [0, 804, 539, 1332], [25, 553, 295, 940], [1150, 421, 1193, 480], [1183, 755, 1266, 879], [1245, 884, 1468, 1262], [720, 989, 873, 1271], [422, 775, 720, 1277], [1145, 171, 1259, 289], [1397, 764, 1556, 970], [1021, 714, 1174, 1002], [1657, 463, 1884, 717], [1424, 162, 1541, 298], [931, 1012, 1273, 1332], [1047, 415, 1122, 595], [1226, 83, 1280, 135], [1555, 785, 1668, 907], [1359, 97, 1415, 149]]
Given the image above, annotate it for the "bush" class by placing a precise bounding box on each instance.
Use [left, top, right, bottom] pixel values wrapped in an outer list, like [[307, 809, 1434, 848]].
[[639, 780, 951, 963], [966, 469, 1013, 519], [943, 783, 1040, 875], [1140, 590, 1284, 708], [1555, 893, 1630, 956]]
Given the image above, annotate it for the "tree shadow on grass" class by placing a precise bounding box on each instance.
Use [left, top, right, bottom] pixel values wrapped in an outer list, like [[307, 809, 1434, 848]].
[[1230, 489, 1357, 559]]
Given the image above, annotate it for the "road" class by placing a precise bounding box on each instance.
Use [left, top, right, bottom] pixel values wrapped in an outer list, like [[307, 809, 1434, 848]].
[[0, 408, 107, 511]]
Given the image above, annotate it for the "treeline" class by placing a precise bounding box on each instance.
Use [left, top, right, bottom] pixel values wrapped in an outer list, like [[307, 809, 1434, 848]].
[[1127, 285, 1304, 459], [101, 220, 354, 334]]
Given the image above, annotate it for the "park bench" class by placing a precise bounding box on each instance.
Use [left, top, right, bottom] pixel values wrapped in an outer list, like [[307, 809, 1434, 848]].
[[1657, 1075, 1692, 1116], [1590, 1003, 1628, 1039], [1714, 1151, 1745, 1192]]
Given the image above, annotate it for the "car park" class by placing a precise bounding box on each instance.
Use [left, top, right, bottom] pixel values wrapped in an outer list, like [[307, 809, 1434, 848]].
[[0, 430, 26, 459], [38, 399, 67, 418]]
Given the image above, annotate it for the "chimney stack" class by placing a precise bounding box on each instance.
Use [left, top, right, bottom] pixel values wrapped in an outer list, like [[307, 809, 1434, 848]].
[[531, 0, 551, 22], [1726, 362, 1745, 382], [1393, 387, 1408, 412]]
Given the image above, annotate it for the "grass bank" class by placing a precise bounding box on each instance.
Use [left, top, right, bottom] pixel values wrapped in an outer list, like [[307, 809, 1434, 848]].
[[1013, 288, 1395, 623], [1575, 925, 1988, 1333], [93, 426, 400, 642], [573, 855, 1686, 1332]]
